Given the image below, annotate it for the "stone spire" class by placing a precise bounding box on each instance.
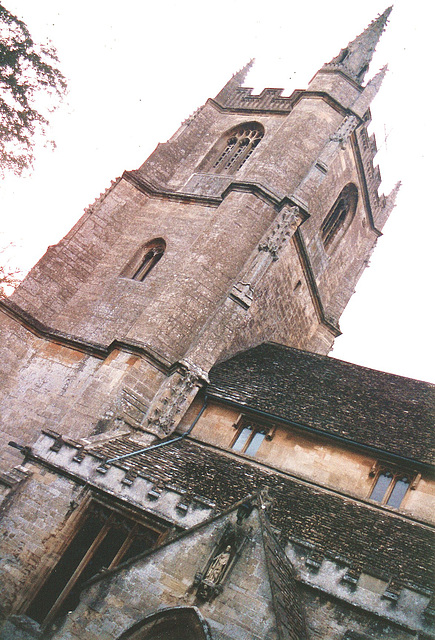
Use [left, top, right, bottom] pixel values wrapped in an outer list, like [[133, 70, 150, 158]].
[[323, 7, 392, 85], [214, 59, 255, 103]]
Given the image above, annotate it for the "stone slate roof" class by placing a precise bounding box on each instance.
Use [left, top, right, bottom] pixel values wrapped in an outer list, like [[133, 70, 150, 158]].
[[91, 437, 434, 592], [259, 508, 308, 640], [208, 343, 435, 465]]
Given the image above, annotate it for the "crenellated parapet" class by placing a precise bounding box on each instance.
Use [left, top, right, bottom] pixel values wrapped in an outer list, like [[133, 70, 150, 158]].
[[213, 84, 301, 114]]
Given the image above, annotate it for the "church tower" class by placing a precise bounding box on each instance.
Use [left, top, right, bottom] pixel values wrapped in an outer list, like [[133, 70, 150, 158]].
[[0, 8, 397, 470], [3, 10, 433, 640]]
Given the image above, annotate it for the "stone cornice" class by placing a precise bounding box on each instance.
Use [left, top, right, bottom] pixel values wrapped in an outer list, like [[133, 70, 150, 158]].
[[123, 170, 309, 215], [0, 298, 174, 372], [123, 171, 221, 207]]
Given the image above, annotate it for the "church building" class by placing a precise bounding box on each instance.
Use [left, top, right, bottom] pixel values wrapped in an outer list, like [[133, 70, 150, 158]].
[[0, 8, 434, 639]]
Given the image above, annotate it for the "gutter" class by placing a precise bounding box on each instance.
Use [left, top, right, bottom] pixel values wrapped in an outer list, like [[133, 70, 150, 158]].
[[206, 394, 435, 473]]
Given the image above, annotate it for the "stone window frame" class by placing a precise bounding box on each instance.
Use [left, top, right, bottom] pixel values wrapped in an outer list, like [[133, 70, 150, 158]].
[[121, 237, 166, 282], [23, 496, 168, 629], [198, 122, 264, 175], [230, 415, 276, 458], [367, 462, 419, 510], [321, 182, 358, 252]]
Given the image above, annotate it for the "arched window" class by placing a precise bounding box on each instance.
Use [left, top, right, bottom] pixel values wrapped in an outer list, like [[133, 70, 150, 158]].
[[232, 423, 266, 457], [122, 238, 166, 282], [337, 47, 349, 63], [369, 469, 411, 509], [117, 607, 212, 640], [321, 183, 358, 250], [229, 417, 273, 458], [200, 122, 264, 175]]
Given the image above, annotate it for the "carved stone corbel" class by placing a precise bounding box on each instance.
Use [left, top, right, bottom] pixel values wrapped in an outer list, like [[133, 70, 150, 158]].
[[146, 360, 208, 436], [329, 115, 359, 149], [258, 205, 302, 260]]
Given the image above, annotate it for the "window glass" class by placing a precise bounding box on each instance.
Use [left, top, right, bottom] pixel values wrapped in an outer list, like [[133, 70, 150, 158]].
[[232, 427, 252, 452], [60, 519, 129, 616], [26, 507, 108, 623], [201, 123, 264, 175], [386, 477, 410, 509], [321, 183, 358, 249], [26, 503, 163, 626], [369, 471, 393, 503], [132, 243, 165, 281], [122, 238, 166, 282], [244, 431, 265, 457]]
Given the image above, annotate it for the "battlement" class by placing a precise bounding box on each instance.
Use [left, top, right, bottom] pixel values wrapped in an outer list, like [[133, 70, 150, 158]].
[[214, 85, 301, 113]]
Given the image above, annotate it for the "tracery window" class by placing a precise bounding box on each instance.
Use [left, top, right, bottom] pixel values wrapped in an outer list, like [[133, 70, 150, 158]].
[[321, 183, 358, 250], [25, 502, 166, 627], [123, 238, 166, 282], [201, 122, 264, 175], [368, 468, 411, 509]]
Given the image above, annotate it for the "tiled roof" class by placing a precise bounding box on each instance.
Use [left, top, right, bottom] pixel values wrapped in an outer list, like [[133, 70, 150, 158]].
[[259, 508, 308, 640], [208, 343, 435, 465], [90, 437, 434, 592]]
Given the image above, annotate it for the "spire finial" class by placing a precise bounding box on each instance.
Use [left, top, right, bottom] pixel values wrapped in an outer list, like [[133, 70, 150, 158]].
[[232, 59, 255, 86], [215, 59, 255, 103], [323, 7, 392, 85], [351, 65, 388, 117]]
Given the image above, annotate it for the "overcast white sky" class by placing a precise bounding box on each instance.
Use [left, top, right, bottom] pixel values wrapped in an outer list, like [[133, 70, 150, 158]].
[[1, 0, 433, 383]]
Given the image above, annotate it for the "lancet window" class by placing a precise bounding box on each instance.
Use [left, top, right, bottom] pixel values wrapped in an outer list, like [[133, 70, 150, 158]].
[[201, 122, 264, 175], [231, 417, 273, 457], [122, 238, 166, 282], [368, 467, 411, 509], [321, 183, 358, 250]]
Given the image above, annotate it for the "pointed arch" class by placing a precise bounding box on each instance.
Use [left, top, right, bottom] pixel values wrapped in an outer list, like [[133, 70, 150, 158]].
[[117, 607, 213, 640], [321, 183, 358, 251], [122, 238, 166, 282], [199, 122, 264, 175]]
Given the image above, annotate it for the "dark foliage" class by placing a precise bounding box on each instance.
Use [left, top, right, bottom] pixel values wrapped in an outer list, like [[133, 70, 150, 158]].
[[0, 4, 67, 176]]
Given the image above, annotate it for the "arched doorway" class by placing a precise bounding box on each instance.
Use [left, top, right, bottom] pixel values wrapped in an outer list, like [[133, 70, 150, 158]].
[[117, 607, 213, 640]]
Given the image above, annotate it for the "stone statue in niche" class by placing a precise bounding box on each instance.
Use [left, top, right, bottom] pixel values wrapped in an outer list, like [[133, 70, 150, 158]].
[[194, 538, 235, 601], [203, 545, 232, 584], [194, 500, 255, 601]]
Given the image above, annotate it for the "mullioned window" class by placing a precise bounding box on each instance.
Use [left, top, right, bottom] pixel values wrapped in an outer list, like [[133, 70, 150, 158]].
[[199, 122, 264, 175], [368, 464, 415, 509]]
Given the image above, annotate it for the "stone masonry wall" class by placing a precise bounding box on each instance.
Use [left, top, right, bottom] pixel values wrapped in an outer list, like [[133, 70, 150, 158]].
[[0, 309, 171, 471], [0, 465, 84, 621], [51, 514, 278, 640]]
